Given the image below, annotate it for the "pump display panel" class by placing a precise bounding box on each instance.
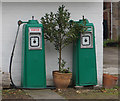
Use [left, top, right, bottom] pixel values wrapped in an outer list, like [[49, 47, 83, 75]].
[[82, 35, 90, 46], [29, 28, 42, 50], [81, 32, 93, 48], [30, 36, 39, 47]]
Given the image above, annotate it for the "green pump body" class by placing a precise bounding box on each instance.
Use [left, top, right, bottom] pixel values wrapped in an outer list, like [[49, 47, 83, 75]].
[[21, 19, 46, 88], [73, 19, 97, 86]]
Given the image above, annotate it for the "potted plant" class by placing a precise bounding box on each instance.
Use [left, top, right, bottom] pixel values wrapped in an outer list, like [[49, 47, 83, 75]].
[[41, 5, 86, 89], [103, 73, 118, 89]]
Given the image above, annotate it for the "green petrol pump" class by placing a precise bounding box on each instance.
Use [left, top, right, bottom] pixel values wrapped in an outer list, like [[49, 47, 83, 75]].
[[21, 17, 46, 88], [73, 19, 97, 86], [9, 16, 46, 89]]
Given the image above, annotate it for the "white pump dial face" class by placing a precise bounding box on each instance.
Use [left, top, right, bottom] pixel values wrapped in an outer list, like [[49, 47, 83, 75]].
[[82, 36, 90, 46], [29, 27, 42, 50], [30, 37, 39, 47], [81, 32, 93, 48]]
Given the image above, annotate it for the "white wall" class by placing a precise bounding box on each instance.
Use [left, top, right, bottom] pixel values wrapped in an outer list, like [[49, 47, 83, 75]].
[[2, 2, 103, 86], [0, 1, 2, 100], [0, 1, 2, 71]]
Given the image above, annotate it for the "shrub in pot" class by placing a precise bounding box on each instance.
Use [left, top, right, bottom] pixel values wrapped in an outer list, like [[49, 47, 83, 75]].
[[41, 5, 86, 89]]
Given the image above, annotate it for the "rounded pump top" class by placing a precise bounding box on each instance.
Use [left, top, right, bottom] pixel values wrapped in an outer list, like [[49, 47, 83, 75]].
[[28, 16, 39, 24]]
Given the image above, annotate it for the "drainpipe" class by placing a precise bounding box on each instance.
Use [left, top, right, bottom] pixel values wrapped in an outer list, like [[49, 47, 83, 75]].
[[111, 2, 113, 40]]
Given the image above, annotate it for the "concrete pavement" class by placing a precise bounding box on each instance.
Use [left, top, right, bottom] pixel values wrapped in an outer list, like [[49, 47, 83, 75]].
[[24, 89, 66, 100], [103, 47, 119, 74]]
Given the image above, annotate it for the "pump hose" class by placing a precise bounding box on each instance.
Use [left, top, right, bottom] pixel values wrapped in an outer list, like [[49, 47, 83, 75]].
[[9, 25, 20, 88]]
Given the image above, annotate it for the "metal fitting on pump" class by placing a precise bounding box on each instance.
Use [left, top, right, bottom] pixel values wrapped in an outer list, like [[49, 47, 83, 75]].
[[18, 20, 23, 26], [32, 16, 34, 20], [83, 15, 84, 20]]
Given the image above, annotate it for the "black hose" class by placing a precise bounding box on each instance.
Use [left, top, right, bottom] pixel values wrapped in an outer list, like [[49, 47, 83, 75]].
[[9, 25, 20, 88]]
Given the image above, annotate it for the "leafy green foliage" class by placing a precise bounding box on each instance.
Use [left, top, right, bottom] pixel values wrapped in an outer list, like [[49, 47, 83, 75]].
[[58, 59, 71, 73], [41, 5, 86, 72], [103, 39, 118, 47]]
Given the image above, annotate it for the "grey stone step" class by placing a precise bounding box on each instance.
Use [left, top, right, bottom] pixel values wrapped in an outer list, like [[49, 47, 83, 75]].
[[24, 89, 66, 100]]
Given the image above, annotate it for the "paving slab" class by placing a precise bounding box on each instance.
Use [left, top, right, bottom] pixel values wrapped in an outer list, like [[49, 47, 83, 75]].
[[24, 89, 66, 100], [103, 65, 119, 74], [103, 47, 119, 74], [103, 47, 118, 65]]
